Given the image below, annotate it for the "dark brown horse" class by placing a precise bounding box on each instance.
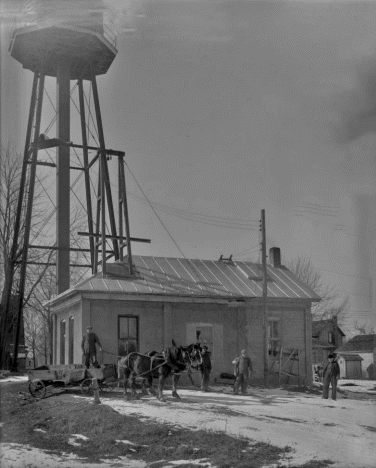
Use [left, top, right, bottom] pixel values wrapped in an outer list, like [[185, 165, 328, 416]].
[[119, 341, 202, 402]]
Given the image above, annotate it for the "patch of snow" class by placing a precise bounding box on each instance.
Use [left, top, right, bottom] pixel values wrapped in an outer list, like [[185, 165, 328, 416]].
[[164, 459, 212, 467], [34, 428, 47, 433], [338, 379, 376, 394], [0, 375, 28, 383], [95, 387, 376, 468], [68, 433, 90, 446], [116, 439, 149, 447], [71, 434, 89, 440], [0, 443, 146, 468]]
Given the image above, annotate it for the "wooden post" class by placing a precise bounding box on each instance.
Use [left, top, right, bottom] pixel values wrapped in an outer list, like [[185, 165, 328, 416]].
[[92, 378, 101, 405], [261, 209, 269, 388]]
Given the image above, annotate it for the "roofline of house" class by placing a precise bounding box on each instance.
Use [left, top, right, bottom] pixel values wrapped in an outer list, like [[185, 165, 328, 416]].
[[44, 288, 314, 310]]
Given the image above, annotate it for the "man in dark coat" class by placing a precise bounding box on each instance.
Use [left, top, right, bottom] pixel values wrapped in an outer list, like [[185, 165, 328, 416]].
[[81, 326, 102, 369], [322, 354, 340, 400], [199, 345, 212, 392], [232, 349, 253, 395]]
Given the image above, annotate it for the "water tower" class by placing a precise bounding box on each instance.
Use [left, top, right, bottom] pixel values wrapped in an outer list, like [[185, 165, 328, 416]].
[[1, 0, 149, 370]]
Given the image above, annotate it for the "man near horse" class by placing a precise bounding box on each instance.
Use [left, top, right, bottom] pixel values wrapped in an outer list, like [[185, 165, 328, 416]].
[[199, 345, 212, 392], [120, 341, 201, 402], [81, 326, 102, 369], [232, 349, 253, 395]]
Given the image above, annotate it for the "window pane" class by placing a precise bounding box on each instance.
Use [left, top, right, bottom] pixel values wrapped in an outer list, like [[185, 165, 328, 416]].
[[119, 318, 129, 339], [118, 339, 137, 356], [272, 321, 279, 338], [128, 318, 137, 339]]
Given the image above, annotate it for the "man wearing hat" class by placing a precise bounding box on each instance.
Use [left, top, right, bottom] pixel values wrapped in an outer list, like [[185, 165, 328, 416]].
[[322, 354, 340, 400], [199, 345, 212, 392], [81, 326, 102, 369], [232, 349, 253, 395]]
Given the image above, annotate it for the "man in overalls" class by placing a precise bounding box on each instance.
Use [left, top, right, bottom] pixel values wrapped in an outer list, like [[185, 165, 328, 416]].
[[322, 354, 340, 400], [81, 326, 102, 369], [232, 349, 253, 395]]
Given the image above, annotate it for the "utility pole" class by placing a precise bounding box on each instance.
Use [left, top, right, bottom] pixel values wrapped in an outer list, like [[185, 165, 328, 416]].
[[261, 209, 269, 388]]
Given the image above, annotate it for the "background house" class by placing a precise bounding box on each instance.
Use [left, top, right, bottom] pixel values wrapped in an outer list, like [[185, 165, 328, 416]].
[[336, 334, 376, 380], [312, 317, 345, 366], [46, 248, 320, 387]]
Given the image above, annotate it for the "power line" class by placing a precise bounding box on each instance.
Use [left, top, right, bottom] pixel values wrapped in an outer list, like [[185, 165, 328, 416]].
[[127, 191, 260, 231], [125, 162, 186, 259], [314, 267, 370, 280]]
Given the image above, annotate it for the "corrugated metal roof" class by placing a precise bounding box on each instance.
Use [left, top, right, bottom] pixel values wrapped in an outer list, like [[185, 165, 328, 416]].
[[72, 256, 320, 301]]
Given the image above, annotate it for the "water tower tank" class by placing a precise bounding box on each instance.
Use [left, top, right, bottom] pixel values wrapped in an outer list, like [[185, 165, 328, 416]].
[[9, 0, 117, 80]]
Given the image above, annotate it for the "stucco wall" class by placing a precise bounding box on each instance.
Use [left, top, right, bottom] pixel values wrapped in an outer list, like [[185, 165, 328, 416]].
[[51, 294, 312, 386], [89, 300, 164, 364], [54, 300, 82, 364], [245, 305, 309, 385]]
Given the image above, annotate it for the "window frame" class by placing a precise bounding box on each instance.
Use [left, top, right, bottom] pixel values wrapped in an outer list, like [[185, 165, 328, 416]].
[[268, 318, 281, 358], [60, 319, 66, 364], [118, 315, 139, 356], [328, 331, 334, 345], [68, 316, 74, 364]]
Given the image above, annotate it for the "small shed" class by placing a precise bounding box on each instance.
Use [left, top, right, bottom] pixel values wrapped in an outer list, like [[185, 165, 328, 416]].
[[337, 354, 363, 380], [46, 249, 320, 387], [336, 334, 376, 380]]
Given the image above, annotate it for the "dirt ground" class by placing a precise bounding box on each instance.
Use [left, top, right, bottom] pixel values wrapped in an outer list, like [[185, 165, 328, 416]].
[[1, 376, 376, 468]]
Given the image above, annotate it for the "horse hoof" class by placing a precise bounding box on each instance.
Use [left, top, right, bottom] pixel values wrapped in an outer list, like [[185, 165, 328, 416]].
[[172, 392, 181, 399], [157, 396, 166, 402], [125, 393, 131, 401]]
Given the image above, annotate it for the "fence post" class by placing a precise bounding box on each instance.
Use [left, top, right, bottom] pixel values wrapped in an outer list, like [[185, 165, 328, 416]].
[[92, 378, 101, 405]]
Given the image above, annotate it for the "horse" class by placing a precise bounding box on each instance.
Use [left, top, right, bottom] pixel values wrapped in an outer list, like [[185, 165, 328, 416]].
[[119, 341, 202, 402]]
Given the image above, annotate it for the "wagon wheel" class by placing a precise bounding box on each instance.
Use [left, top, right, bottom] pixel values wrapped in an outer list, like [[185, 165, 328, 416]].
[[81, 379, 94, 396], [29, 380, 46, 399]]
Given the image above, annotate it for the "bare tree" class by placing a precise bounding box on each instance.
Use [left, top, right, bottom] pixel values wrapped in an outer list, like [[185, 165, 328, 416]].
[[286, 254, 349, 321], [1, 145, 90, 368], [353, 321, 375, 335]]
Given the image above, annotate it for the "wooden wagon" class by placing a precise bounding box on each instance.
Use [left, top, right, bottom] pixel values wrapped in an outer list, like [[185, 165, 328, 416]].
[[27, 364, 118, 398]]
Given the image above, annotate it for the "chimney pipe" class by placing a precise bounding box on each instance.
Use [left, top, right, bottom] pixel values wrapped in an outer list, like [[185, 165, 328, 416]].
[[269, 247, 281, 268]]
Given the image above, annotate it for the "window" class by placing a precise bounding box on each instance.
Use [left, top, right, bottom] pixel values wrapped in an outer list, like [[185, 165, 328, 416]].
[[68, 317, 74, 364], [118, 316, 138, 356], [268, 319, 281, 357], [328, 332, 334, 345], [60, 319, 66, 364]]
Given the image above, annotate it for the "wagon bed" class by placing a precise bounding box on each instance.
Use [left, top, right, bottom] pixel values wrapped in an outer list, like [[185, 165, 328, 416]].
[[28, 364, 118, 398]]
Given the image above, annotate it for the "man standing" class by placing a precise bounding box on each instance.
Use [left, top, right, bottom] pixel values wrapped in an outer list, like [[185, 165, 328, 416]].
[[81, 326, 102, 369], [199, 345, 212, 392], [322, 354, 340, 401], [232, 349, 253, 395]]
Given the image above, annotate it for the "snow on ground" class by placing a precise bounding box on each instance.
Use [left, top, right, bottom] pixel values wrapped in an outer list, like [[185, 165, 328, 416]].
[[97, 387, 376, 468], [1, 376, 376, 467], [0, 443, 146, 468]]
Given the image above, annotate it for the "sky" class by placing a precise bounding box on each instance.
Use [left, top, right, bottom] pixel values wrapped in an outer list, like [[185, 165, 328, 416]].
[[1, 0, 376, 336]]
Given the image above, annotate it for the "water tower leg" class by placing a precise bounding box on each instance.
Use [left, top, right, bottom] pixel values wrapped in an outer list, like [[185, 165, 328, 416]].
[[78, 79, 95, 272], [11, 73, 45, 371], [56, 62, 71, 293], [0, 73, 39, 369]]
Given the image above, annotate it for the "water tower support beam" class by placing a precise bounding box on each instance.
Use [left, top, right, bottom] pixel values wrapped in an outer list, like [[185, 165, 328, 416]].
[[56, 62, 71, 293], [91, 71, 120, 262], [11, 73, 45, 371], [0, 73, 39, 369], [118, 157, 133, 274], [78, 79, 95, 271]]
